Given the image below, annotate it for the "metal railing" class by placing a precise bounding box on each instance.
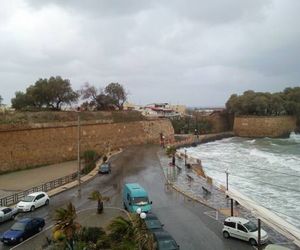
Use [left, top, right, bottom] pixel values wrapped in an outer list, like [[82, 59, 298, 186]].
[[0, 172, 78, 207]]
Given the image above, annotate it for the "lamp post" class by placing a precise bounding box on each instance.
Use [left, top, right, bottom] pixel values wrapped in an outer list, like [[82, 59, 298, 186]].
[[136, 208, 147, 219], [225, 168, 229, 192], [77, 108, 81, 195]]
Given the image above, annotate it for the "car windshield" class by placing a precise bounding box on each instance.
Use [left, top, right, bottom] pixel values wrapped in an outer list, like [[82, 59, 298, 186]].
[[11, 222, 26, 231], [101, 164, 109, 169], [132, 197, 148, 205], [244, 221, 258, 232], [146, 220, 162, 229], [158, 239, 178, 249], [21, 195, 35, 202]]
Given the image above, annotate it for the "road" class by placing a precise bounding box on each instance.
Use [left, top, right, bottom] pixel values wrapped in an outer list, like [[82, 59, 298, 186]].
[[0, 145, 253, 250]]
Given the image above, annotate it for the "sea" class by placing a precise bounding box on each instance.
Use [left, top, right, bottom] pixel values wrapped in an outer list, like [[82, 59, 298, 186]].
[[183, 132, 300, 228]]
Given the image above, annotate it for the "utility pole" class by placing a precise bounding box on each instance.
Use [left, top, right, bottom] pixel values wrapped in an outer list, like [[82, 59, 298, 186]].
[[184, 149, 187, 166], [77, 109, 81, 195]]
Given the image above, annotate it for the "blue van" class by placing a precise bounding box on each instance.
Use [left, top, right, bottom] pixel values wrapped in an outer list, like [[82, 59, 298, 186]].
[[123, 183, 152, 213]]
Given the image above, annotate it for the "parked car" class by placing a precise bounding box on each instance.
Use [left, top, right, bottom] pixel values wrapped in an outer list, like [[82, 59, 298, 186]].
[[144, 213, 164, 232], [153, 230, 179, 250], [0, 217, 45, 245], [98, 162, 111, 174], [0, 207, 18, 223], [223, 217, 268, 246], [16, 192, 50, 212]]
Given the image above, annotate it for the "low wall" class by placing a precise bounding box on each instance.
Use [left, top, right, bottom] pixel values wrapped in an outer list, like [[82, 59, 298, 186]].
[[0, 119, 174, 173], [234, 116, 296, 138]]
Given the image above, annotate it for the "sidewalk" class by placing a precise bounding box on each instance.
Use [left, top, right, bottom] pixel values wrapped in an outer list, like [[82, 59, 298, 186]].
[[0, 160, 78, 198], [157, 149, 300, 250]]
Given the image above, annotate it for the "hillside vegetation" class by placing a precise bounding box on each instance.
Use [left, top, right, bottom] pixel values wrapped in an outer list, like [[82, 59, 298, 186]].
[[0, 111, 145, 125]]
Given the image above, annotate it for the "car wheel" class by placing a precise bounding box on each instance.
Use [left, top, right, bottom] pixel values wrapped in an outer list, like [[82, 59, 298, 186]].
[[19, 237, 23, 243], [45, 199, 49, 206], [223, 231, 230, 239], [38, 226, 42, 232], [30, 206, 35, 212], [11, 214, 16, 220], [249, 238, 257, 246]]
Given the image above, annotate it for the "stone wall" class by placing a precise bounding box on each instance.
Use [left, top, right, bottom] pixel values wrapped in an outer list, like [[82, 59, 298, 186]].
[[207, 112, 231, 133], [233, 116, 296, 138], [0, 119, 174, 173]]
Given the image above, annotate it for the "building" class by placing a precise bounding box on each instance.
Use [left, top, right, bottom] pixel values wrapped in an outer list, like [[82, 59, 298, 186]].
[[143, 103, 180, 118]]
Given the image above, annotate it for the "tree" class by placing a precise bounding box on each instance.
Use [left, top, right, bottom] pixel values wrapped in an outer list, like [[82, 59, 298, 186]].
[[88, 190, 110, 214], [53, 202, 81, 249], [105, 82, 127, 110], [11, 76, 78, 110], [80, 83, 116, 110], [11, 91, 32, 110], [47, 76, 79, 110], [166, 146, 177, 166], [107, 215, 154, 250], [0, 95, 3, 106]]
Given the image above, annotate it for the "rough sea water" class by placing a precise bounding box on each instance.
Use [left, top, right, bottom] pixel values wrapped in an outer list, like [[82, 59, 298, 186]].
[[182, 132, 300, 228]]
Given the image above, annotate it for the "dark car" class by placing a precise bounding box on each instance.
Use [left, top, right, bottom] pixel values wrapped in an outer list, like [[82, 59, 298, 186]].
[[153, 230, 179, 250], [144, 213, 164, 232], [98, 162, 111, 174], [1, 217, 45, 245]]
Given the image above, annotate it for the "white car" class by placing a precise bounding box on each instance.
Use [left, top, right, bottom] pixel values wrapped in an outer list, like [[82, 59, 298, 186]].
[[16, 192, 50, 212], [223, 217, 268, 246], [0, 207, 18, 223]]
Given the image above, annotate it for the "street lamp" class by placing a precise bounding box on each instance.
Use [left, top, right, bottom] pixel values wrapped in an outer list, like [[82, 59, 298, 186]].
[[136, 208, 147, 219], [225, 168, 229, 192], [76, 108, 81, 195]]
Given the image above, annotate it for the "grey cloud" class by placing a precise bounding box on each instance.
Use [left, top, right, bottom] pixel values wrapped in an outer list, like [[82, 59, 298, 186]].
[[0, 0, 299, 107]]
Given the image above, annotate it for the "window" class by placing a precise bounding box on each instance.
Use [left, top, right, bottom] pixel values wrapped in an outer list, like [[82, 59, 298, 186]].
[[238, 224, 247, 232], [36, 194, 45, 200], [224, 221, 236, 228], [3, 208, 11, 214], [127, 194, 130, 201]]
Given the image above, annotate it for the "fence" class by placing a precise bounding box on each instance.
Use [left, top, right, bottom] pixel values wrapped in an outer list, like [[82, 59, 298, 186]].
[[0, 172, 78, 207]]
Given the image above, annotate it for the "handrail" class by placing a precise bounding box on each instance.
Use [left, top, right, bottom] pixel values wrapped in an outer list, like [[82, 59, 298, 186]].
[[0, 172, 78, 207]]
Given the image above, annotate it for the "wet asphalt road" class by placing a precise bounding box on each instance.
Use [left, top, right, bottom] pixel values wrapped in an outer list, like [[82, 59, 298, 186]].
[[0, 145, 253, 250]]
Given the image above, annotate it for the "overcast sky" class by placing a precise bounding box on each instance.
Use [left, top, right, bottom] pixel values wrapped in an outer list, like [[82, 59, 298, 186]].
[[1, 0, 299, 107]]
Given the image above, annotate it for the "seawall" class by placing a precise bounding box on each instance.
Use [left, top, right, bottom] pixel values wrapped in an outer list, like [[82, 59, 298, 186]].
[[234, 116, 296, 138], [0, 119, 174, 173]]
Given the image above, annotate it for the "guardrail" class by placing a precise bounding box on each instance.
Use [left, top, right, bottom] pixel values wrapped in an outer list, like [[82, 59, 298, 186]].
[[0, 172, 78, 207]]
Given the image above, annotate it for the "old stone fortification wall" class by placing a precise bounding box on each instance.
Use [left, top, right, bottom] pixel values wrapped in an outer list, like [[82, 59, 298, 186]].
[[0, 119, 174, 173], [206, 112, 231, 133], [234, 116, 296, 138]]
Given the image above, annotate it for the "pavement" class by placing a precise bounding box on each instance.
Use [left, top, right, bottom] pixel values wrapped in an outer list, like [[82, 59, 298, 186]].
[[0, 160, 78, 198]]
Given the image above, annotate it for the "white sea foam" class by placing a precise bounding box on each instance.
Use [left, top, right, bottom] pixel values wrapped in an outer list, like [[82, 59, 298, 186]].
[[289, 132, 300, 143], [185, 136, 300, 228]]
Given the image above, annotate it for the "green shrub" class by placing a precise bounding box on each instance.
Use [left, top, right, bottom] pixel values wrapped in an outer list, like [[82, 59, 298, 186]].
[[83, 150, 99, 164]]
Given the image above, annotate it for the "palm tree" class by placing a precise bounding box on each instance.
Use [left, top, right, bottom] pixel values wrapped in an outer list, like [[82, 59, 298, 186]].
[[108, 215, 154, 250], [53, 202, 81, 249], [88, 190, 110, 214], [166, 146, 177, 166]]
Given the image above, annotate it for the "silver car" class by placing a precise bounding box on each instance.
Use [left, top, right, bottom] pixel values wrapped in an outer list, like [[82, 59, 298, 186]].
[[0, 207, 18, 223]]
